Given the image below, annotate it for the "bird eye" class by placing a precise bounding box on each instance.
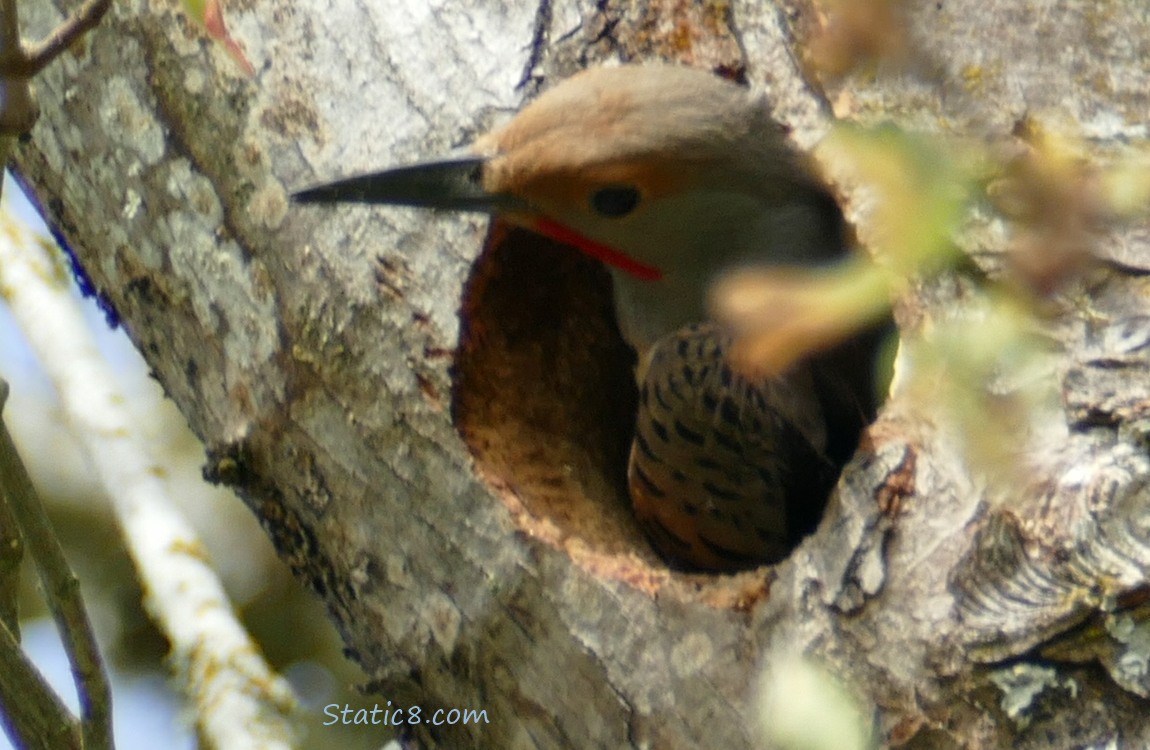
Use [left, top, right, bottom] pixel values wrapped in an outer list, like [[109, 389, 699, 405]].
[[590, 185, 641, 218]]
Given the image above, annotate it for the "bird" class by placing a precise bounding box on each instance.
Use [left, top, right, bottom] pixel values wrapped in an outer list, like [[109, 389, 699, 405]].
[[295, 63, 883, 571]]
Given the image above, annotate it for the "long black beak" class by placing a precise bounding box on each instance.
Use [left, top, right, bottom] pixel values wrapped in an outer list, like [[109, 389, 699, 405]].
[[292, 156, 524, 214]]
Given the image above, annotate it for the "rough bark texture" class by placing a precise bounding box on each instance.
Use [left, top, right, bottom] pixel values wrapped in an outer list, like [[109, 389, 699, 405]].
[[13, 0, 1150, 747]]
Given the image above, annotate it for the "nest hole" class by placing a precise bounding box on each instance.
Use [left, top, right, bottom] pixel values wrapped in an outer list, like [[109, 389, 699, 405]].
[[452, 221, 783, 604], [452, 222, 661, 568], [450, 219, 890, 604]]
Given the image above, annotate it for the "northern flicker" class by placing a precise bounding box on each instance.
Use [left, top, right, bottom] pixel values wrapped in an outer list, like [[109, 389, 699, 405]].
[[295, 64, 883, 571]]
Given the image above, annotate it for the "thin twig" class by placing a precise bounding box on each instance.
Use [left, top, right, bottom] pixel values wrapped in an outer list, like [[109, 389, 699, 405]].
[[0, 0, 34, 133], [0, 616, 80, 750], [0, 377, 91, 749], [0, 0, 113, 135], [20, 0, 112, 76], [0, 381, 22, 636], [0, 405, 114, 749], [0, 0, 19, 53]]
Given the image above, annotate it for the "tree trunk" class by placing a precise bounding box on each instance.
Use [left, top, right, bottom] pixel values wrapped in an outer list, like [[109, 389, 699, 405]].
[[14, 0, 1150, 747]]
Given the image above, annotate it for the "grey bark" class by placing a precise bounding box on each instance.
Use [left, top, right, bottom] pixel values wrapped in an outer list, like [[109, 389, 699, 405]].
[[12, 0, 1150, 748]]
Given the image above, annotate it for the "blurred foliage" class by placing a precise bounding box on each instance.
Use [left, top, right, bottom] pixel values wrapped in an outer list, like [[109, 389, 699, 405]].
[[712, 123, 976, 377], [714, 117, 1150, 482], [755, 652, 874, 750], [821, 124, 974, 277], [179, 0, 254, 76], [805, 0, 912, 80]]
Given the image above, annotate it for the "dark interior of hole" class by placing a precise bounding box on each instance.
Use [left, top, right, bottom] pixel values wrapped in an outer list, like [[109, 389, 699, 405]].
[[452, 222, 646, 558], [451, 220, 891, 572], [791, 318, 893, 537]]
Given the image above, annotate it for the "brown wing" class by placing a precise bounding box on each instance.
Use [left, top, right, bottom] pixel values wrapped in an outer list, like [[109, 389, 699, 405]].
[[628, 324, 837, 571]]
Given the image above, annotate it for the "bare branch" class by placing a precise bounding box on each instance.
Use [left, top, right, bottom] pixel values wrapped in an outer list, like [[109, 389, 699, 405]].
[[20, 0, 112, 75], [0, 382, 21, 636], [0, 213, 299, 749], [0, 616, 80, 750], [0, 0, 112, 135], [0, 0, 34, 133], [0, 399, 114, 749], [0, 0, 19, 52]]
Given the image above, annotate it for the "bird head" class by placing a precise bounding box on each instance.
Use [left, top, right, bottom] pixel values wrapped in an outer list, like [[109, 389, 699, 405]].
[[295, 64, 845, 350]]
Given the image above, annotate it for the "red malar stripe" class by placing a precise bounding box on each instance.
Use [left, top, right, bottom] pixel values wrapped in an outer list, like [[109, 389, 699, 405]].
[[533, 217, 664, 282]]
